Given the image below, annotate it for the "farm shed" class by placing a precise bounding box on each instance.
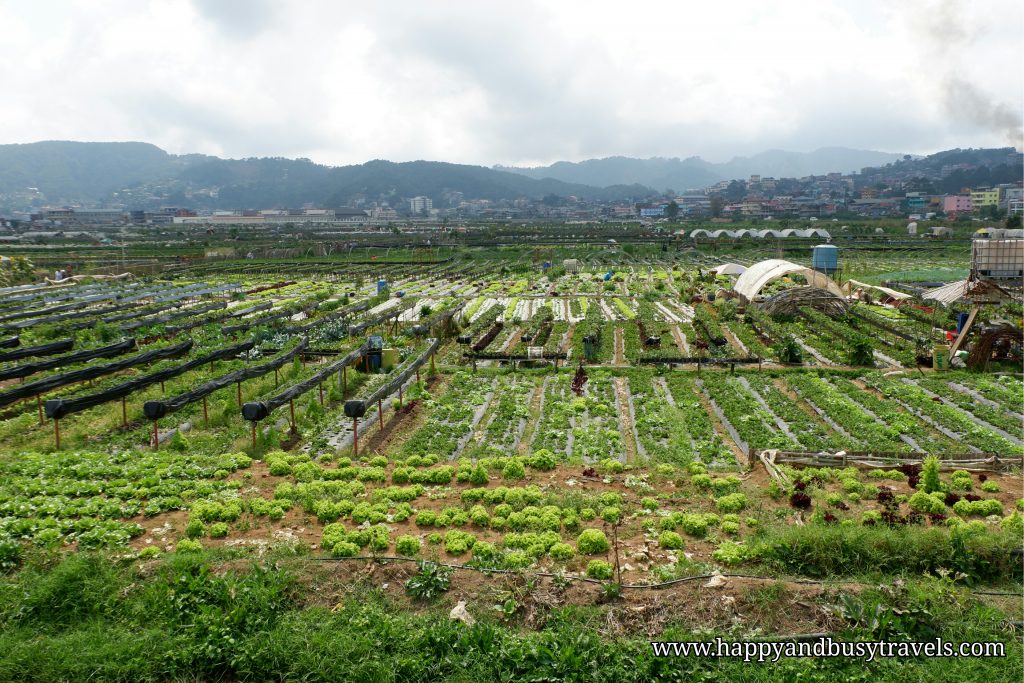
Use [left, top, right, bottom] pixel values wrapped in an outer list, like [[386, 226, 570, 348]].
[[733, 259, 844, 302]]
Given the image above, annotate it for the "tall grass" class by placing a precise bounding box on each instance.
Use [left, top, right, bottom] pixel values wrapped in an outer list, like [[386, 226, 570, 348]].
[[753, 524, 1023, 582], [0, 550, 1020, 681]]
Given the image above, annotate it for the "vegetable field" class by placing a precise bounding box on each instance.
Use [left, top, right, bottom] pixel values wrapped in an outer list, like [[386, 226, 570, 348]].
[[0, 254, 1020, 682]]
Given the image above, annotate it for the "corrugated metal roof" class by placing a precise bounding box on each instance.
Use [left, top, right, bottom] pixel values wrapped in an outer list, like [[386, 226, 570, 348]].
[[922, 279, 969, 305]]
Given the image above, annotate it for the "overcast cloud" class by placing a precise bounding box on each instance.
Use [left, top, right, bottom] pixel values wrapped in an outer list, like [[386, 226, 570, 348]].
[[0, 0, 1020, 166]]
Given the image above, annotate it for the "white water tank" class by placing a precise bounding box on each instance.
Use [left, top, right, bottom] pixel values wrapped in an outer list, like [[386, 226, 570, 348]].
[[907, 222, 917, 235], [972, 239, 1024, 281]]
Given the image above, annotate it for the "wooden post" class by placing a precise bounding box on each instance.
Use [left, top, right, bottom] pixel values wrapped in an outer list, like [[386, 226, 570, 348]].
[[37, 396, 43, 425], [202, 396, 209, 426], [378, 398, 384, 430], [53, 419, 60, 450], [430, 352, 436, 374], [319, 383, 324, 405], [342, 366, 348, 398], [289, 399, 296, 432], [612, 523, 621, 585], [415, 368, 420, 384], [121, 396, 128, 428], [236, 382, 242, 406], [160, 381, 165, 393], [251, 422, 257, 450], [352, 417, 359, 457], [152, 420, 159, 450], [274, 367, 279, 386]]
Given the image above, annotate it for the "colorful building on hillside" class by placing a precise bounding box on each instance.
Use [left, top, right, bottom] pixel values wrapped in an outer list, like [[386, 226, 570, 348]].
[[942, 195, 973, 214], [969, 188, 1000, 210]]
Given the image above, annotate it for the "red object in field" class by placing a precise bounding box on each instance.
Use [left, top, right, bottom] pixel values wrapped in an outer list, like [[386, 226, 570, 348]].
[[946, 331, 955, 342], [571, 362, 588, 396]]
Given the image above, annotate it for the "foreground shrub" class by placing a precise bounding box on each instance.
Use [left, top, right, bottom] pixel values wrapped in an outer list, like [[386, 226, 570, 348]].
[[586, 560, 614, 580], [527, 449, 558, 471], [920, 456, 941, 493], [908, 491, 945, 514], [549, 542, 576, 560], [712, 541, 750, 566], [953, 499, 1003, 517], [755, 524, 1021, 581], [658, 531, 685, 550], [395, 535, 420, 557], [714, 493, 748, 513], [576, 529, 610, 555]]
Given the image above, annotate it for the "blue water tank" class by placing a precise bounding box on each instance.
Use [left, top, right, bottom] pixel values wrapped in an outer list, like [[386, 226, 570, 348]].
[[603, 271, 613, 281], [377, 280, 388, 294], [811, 245, 838, 274]]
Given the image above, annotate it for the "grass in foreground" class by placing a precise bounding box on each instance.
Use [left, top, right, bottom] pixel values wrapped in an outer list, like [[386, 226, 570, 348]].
[[0, 549, 1019, 682]]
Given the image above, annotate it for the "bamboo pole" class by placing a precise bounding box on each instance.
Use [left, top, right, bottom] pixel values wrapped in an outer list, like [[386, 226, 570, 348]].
[[352, 417, 359, 457]]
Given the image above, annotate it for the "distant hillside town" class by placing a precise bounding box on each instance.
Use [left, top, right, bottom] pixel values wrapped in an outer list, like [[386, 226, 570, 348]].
[[0, 144, 1020, 229]]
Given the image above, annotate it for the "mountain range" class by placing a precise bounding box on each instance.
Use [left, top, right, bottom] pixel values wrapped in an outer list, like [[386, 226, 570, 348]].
[[495, 147, 909, 192], [0, 141, 653, 211], [0, 141, 920, 212]]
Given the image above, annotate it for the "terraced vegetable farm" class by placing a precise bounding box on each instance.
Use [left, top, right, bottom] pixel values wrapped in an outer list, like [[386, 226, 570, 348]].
[[0, 250, 1021, 681]]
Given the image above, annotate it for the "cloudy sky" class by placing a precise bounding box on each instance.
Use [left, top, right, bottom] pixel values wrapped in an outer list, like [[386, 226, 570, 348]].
[[1, 0, 1020, 166]]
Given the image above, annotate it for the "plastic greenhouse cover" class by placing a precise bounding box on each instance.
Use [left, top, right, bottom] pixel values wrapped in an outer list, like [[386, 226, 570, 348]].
[[0, 340, 193, 410], [0, 281, 143, 307], [0, 339, 74, 363], [124, 283, 239, 305], [166, 301, 273, 335], [343, 338, 439, 418], [0, 303, 129, 331], [408, 303, 464, 336], [121, 301, 228, 332], [222, 307, 298, 335], [45, 339, 254, 420], [0, 299, 91, 324], [143, 337, 308, 419], [0, 336, 18, 349], [84, 300, 190, 327], [347, 300, 416, 336], [283, 299, 371, 334], [241, 341, 369, 422], [0, 339, 136, 382]]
